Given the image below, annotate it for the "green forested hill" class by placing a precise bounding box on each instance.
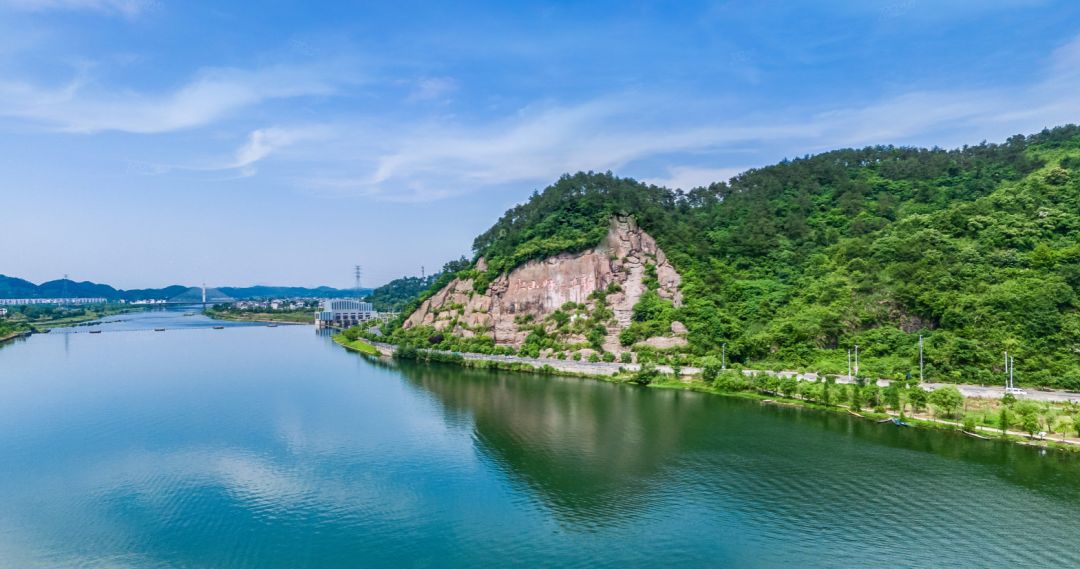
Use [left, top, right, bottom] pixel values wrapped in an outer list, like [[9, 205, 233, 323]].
[[407, 126, 1080, 388]]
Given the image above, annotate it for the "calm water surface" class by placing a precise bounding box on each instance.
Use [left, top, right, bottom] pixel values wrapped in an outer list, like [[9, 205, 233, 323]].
[[2, 307, 1079, 567]]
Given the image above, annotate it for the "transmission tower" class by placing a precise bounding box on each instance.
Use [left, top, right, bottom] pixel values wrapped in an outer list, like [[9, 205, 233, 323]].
[[62, 274, 69, 303], [354, 265, 363, 298]]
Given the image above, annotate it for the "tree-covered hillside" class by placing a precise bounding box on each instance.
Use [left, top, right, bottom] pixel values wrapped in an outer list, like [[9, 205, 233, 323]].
[[365, 274, 442, 312], [410, 126, 1080, 388]]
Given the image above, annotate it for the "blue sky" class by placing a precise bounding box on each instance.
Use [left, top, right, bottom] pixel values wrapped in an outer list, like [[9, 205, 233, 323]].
[[1, 0, 1078, 289]]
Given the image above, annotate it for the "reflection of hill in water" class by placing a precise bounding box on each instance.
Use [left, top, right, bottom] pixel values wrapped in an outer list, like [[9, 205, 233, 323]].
[[396, 362, 720, 527], [393, 359, 1080, 527]]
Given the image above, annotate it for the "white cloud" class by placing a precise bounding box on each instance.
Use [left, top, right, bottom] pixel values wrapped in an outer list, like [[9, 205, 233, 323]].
[[407, 77, 458, 102], [0, 63, 353, 133], [643, 166, 748, 190], [301, 28, 1080, 203], [229, 126, 329, 176]]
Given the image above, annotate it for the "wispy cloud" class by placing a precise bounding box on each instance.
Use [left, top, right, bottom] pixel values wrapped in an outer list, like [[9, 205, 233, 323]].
[[294, 29, 1080, 202], [229, 126, 330, 176], [0, 0, 152, 18], [406, 77, 458, 102], [643, 166, 749, 191], [0, 62, 356, 133]]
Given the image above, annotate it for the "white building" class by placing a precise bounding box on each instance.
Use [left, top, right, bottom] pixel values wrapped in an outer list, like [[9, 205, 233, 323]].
[[315, 299, 376, 328], [0, 307, 7, 317], [0, 297, 107, 305]]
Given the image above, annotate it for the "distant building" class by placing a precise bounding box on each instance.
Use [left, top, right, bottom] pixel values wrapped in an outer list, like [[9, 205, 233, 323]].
[[0, 307, 7, 317], [0, 297, 107, 305], [316, 299, 376, 328]]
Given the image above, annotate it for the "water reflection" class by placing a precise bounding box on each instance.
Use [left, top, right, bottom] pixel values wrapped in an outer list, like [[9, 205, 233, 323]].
[[397, 362, 756, 526]]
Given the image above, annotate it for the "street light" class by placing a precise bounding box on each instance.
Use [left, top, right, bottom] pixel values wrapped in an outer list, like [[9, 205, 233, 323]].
[[918, 335, 924, 384], [721, 343, 726, 370], [854, 344, 859, 382]]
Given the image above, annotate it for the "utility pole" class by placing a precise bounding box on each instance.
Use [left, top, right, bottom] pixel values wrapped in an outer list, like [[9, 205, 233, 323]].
[[201, 282, 207, 306], [1004, 350, 1009, 389], [721, 343, 726, 370], [62, 273, 69, 304], [918, 335, 924, 384], [854, 344, 859, 381], [1010, 355, 1015, 390], [847, 349, 852, 382]]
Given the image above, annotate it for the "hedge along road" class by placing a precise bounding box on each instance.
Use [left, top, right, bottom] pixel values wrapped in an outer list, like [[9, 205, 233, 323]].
[[360, 340, 1080, 404]]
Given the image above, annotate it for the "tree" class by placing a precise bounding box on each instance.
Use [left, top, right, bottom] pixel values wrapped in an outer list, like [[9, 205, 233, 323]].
[[884, 383, 902, 412], [908, 387, 928, 413], [779, 376, 798, 398], [999, 407, 1011, 436], [1021, 413, 1041, 439], [1014, 400, 1042, 439], [822, 378, 833, 407], [631, 363, 659, 386], [700, 356, 722, 384], [928, 386, 964, 419], [851, 385, 864, 412]]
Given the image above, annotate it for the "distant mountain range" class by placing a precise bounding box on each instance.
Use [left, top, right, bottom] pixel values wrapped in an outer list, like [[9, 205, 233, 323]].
[[0, 275, 370, 301]]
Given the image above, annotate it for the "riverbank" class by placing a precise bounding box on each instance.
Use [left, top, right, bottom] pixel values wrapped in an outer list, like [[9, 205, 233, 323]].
[[204, 309, 312, 324], [1, 305, 146, 338], [332, 333, 379, 355], [0, 330, 31, 344], [334, 338, 1080, 455]]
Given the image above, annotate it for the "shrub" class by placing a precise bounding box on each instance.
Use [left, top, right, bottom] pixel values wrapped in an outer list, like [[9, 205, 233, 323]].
[[588, 353, 600, 363], [602, 352, 616, 362], [395, 344, 420, 360], [714, 371, 749, 392], [620, 352, 633, 364], [929, 386, 964, 418], [700, 356, 722, 384], [631, 363, 660, 386]]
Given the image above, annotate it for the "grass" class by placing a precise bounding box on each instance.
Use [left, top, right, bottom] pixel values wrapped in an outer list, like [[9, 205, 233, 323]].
[[205, 309, 313, 323], [2, 305, 145, 332], [333, 333, 380, 356]]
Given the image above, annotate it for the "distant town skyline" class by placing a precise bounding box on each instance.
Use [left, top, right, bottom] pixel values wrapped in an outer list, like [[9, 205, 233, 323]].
[[2, 0, 1079, 288]]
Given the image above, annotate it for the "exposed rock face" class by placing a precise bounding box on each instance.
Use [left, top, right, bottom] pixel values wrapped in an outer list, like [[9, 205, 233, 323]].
[[403, 216, 683, 351]]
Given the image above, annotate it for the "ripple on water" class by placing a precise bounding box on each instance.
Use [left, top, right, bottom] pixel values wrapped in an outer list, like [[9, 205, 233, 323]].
[[3, 327, 1080, 567]]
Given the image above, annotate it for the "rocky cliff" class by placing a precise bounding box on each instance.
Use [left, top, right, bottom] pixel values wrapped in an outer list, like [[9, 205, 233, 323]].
[[403, 216, 685, 355]]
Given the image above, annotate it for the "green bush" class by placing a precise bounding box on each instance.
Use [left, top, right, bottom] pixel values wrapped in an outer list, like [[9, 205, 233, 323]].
[[631, 363, 660, 386], [700, 356, 722, 384]]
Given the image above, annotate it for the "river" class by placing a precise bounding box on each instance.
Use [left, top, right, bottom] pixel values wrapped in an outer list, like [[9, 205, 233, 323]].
[[1, 306, 1078, 567]]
